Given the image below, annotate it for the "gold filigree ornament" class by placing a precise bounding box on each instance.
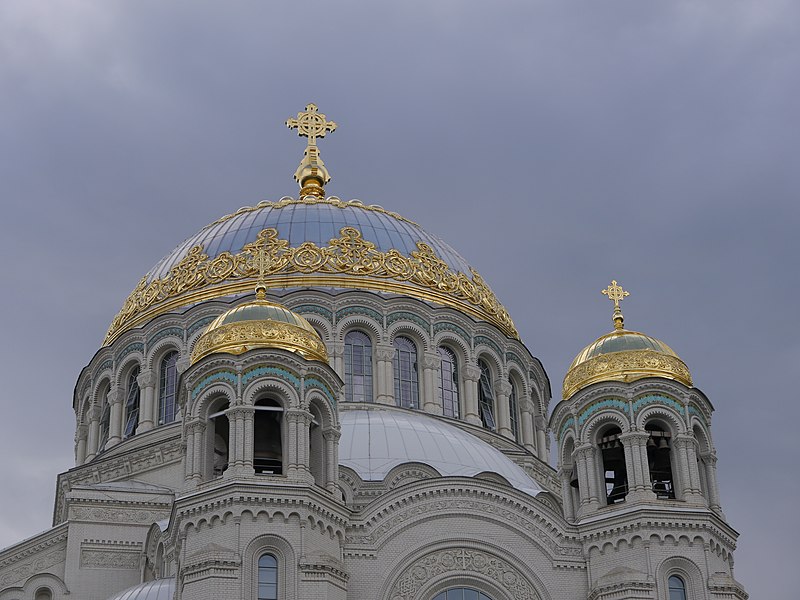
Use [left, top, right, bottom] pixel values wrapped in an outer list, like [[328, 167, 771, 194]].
[[105, 227, 518, 345]]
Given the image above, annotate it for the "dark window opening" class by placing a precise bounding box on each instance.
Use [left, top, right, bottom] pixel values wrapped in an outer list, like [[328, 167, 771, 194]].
[[123, 367, 141, 438], [477, 360, 496, 430], [258, 553, 278, 600], [600, 426, 628, 504], [646, 423, 675, 499], [254, 399, 283, 475]]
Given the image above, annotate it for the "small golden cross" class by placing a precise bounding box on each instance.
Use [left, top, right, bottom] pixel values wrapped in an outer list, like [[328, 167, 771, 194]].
[[286, 103, 337, 146], [602, 280, 629, 330]]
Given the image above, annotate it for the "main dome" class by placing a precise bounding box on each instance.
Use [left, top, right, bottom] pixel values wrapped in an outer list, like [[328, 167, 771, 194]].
[[105, 197, 517, 344]]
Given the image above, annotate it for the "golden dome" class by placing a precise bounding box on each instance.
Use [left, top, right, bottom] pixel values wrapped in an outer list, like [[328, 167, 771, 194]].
[[562, 328, 692, 399], [190, 292, 328, 365]]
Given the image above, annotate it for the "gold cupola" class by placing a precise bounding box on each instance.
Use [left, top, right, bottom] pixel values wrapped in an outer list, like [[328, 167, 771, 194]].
[[190, 284, 328, 365], [562, 280, 692, 399]]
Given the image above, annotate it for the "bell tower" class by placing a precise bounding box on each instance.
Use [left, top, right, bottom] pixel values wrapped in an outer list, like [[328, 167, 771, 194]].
[[549, 280, 746, 600]]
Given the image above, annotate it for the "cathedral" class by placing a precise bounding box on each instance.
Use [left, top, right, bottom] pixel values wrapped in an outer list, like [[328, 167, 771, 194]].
[[0, 105, 748, 600]]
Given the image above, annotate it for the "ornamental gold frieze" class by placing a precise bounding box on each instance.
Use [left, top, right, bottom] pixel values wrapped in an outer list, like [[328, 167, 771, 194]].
[[562, 349, 693, 399], [190, 319, 329, 364], [105, 226, 518, 344]]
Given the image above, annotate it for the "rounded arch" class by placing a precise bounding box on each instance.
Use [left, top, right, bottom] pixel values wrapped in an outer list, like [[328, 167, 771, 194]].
[[336, 315, 382, 344], [691, 419, 714, 454], [306, 391, 337, 429], [92, 375, 113, 408], [22, 573, 68, 596], [581, 410, 630, 444], [506, 363, 529, 397], [637, 405, 685, 436], [432, 331, 471, 366], [302, 314, 332, 341], [474, 349, 503, 381], [243, 378, 298, 408], [560, 434, 576, 467], [190, 383, 237, 420], [242, 533, 297, 600], [147, 339, 183, 372], [656, 556, 704, 600], [387, 322, 430, 352], [426, 578, 508, 600]]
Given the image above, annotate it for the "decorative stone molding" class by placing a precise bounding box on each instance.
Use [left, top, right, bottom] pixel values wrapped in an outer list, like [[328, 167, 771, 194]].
[[137, 369, 157, 388], [462, 364, 481, 382], [389, 548, 540, 600], [80, 540, 143, 570], [0, 546, 66, 588]]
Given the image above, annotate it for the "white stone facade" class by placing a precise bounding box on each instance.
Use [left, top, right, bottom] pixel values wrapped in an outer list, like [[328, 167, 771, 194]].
[[0, 286, 747, 599]]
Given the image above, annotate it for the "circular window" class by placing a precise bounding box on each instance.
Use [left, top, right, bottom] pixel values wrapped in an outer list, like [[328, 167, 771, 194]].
[[432, 589, 493, 600]]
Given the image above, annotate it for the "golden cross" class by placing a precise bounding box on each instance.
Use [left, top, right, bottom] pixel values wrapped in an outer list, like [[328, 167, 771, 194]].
[[602, 280, 629, 330], [286, 103, 337, 146]]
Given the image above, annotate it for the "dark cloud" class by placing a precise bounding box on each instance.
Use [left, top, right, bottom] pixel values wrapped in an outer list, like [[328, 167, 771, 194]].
[[1, 2, 797, 597]]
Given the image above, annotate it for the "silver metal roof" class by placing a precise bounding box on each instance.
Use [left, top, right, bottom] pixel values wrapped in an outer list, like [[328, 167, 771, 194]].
[[338, 408, 542, 496], [106, 578, 175, 600]]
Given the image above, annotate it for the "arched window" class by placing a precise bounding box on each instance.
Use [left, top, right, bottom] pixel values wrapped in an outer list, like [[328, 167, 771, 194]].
[[123, 367, 141, 438], [208, 401, 229, 478], [432, 589, 493, 600], [508, 378, 519, 440], [393, 336, 419, 409], [158, 351, 179, 425], [477, 359, 496, 430], [599, 425, 627, 504], [258, 553, 278, 600], [344, 330, 373, 402], [34, 588, 52, 600], [254, 398, 283, 475], [97, 384, 111, 453], [309, 403, 324, 485], [438, 346, 459, 418], [668, 575, 687, 600], [646, 422, 675, 499]]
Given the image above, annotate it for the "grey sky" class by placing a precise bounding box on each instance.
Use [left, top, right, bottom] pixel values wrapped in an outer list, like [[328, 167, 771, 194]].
[[1, 1, 797, 597]]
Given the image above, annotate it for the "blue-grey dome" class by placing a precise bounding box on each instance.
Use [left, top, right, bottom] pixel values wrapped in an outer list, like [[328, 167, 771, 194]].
[[106, 578, 175, 600], [147, 198, 471, 281]]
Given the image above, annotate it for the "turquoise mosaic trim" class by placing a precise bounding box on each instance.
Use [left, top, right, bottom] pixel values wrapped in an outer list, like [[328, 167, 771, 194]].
[[241, 365, 301, 391], [387, 311, 430, 331], [291, 304, 333, 322], [336, 305, 383, 324], [97, 359, 113, 373], [632, 394, 683, 415], [187, 316, 216, 337], [506, 351, 526, 372], [305, 377, 337, 406], [148, 326, 184, 346], [116, 342, 144, 362], [577, 398, 628, 426], [687, 405, 708, 425], [559, 416, 575, 442], [191, 371, 237, 399], [474, 335, 503, 358], [433, 321, 471, 345]]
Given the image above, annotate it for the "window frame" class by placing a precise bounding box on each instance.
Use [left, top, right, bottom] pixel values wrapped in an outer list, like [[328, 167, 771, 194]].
[[437, 345, 460, 419], [393, 336, 420, 410], [344, 330, 374, 403], [477, 359, 496, 430], [158, 351, 179, 425]]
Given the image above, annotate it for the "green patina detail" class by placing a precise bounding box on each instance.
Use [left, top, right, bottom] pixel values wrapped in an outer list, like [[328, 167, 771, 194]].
[[577, 398, 628, 426], [559, 416, 575, 442], [305, 377, 336, 406], [474, 335, 503, 359], [687, 404, 708, 425], [632, 394, 683, 415], [506, 351, 526, 372], [387, 311, 430, 331], [187, 316, 217, 337], [148, 326, 184, 346], [433, 321, 471, 345], [192, 370, 237, 399], [116, 342, 144, 362], [241, 365, 301, 391], [335, 305, 383, 324], [291, 304, 333, 321]]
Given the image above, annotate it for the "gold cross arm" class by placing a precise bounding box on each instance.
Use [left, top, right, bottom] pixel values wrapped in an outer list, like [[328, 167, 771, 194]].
[[286, 103, 337, 146], [602, 280, 629, 308]]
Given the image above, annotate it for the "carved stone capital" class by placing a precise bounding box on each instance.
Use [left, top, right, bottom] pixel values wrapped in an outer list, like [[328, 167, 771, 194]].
[[75, 424, 89, 439], [137, 369, 157, 388], [88, 405, 102, 419], [494, 380, 512, 397], [176, 356, 191, 375], [375, 344, 395, 362], [107, 389, 123, 406], [322, 428, 342, 442], [620, 431, 650, 445], [420, 351, 441, 370], [462, 364, 481, 382], [285, 408, 313, 426]]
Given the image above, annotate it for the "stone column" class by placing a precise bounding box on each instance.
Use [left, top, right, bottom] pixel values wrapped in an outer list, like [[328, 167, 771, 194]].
[[107, 388, 123, 448], [242, 406, 255, 476], [673, 434, 704, 503], [535, 415, 549, 461], [75, 424, 88, 465], [331, 343, 345, 378], [421, 351, 442, 414], [462, 364, 482, 426], [137, 369, 157, 432], [520, 400, 536, 453], [185, 420, 205, 486], [225, 407, 249, 476], [574, 444, 601, 513], [701, 451, 723, 513], [558, 467, 576, 521], [285, 408, 314, 483], [323, 428, 341, 494], [494, 380, 513, 438], [375, 344, 395, 406], [86, 406, 101, 461], [620, 431, 656, 501]]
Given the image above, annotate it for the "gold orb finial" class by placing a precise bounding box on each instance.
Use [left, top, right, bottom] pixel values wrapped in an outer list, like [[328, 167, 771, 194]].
[[602, 279, 629, 330], [286, 103, 337, 199]]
